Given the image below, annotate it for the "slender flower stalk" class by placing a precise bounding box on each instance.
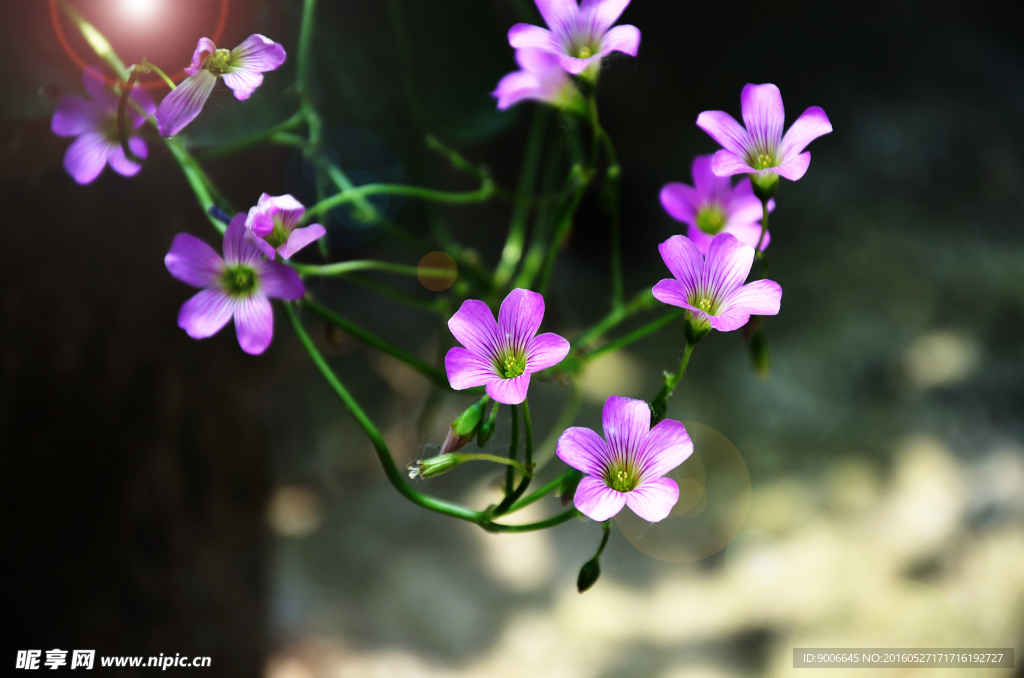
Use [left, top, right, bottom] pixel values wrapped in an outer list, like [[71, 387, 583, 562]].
[[557, 396, 693, 521], [493, 48, 586, 114], [445, 289, 569, 405], [244, 193, 326, 260], [156, 35, 286, 137], [652, 232, 782, 338], [164, 215, 305, 354], [51, 67, 154, 185], [508, 0, 641, 80], [696, 83, 832, 193], [660, 155, 775, 254]]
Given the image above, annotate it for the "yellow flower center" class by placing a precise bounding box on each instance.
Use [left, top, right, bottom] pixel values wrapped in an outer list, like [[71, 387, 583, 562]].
[[698, 298, 712, 312], [499, 351, 526, 379], [696, 206, 726, 235], [751, 151, 776, 170], [206, 48, 233, 75], [606, 464, 640, 493], [221, 264, 258, 297], [577, 46, 592, 59]]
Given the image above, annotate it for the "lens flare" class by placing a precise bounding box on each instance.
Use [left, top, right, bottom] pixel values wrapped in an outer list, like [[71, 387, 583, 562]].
[[121, 0, 160, 22]]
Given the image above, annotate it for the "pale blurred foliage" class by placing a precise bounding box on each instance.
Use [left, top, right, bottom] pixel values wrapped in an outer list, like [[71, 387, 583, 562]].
[[904, 330, 980, 390], [265, 433, 1024, 677], [578, 350, 649, 403], [268, 486, 323, 538]]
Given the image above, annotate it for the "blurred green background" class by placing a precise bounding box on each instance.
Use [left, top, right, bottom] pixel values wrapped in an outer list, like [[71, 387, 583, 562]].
[[2, 1, 1023, 676]]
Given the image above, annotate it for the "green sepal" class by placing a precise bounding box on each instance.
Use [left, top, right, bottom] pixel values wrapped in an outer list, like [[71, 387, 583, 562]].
[[476, 401, 499, 448], [750, 172, 779, 201]]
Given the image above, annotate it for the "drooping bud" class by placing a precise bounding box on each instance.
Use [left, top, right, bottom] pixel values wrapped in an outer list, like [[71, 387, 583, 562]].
[[443, 398, 487, 454], [407, 453, 463, 480], [476, 401, 499, 448], [576, 557, 601, 593]]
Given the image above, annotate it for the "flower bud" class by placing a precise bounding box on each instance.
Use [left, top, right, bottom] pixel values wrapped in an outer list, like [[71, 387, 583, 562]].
[[476, 401, 499, 448], [407, 453, 463, 480], [443, 399, 486, 454], [576, 557, 601, 593]]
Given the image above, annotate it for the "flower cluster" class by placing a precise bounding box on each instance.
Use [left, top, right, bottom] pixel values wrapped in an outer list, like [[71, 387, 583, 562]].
[[49, 0, 834, 588]]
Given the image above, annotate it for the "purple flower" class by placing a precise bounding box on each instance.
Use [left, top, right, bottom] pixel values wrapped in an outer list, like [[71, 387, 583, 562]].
[[493, 48, 586, 114], [661, 155, 776, 255], [445, 288, 569, 405], [652, 232, 782, 333], [50, 67, 155, 185], [164, 214, 305, 355], [156, 35, 286, 137], [696, 83, 832, 185], [508, 0, 640, 79], [557, 396, 692, 522], [244, 193, 326, 260]]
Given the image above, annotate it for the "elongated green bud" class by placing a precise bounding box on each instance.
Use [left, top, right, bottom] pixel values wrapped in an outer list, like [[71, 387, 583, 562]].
[[476, 401, 499, 448], [577, 557, 601, 593], [407, 454, 463, 479], [443, 398, 487, 454]]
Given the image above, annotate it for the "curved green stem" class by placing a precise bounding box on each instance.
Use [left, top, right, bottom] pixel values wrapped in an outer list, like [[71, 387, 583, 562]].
[[300, 298, 449, 389], [536, 164, 591, 295], [533, 380, 582, 469], [495, 107, 550, 287], [577, 311, 683, 367], [293, 260, 428, 277], [165, 138, 225, 234], [570, 287, 657, 352], [485, 507, 578, 533], [142, 61, 176, 90], [302, 180, 495, 224], [504, 404, 520, 498], [595, 519, 611, 558], [650, 341, 696, 423], [284, 302, 486, 524], [116, 68, 142, 165], [454, 453, 530, 476], [336, 273, 450, 316], [755, 198, 771, 275], [506, 468, 577, 514]]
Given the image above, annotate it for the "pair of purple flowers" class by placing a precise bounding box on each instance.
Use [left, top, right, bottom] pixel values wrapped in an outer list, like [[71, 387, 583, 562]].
[[164, 195, 325, 355], [51, 35, 285, 185], [443, 225, 781, 522], [493, 0, 640, 111]]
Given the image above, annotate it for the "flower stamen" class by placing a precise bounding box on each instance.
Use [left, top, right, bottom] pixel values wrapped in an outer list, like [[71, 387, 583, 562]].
[[222, 264, 258, 298], [206, 48, 233, 75]]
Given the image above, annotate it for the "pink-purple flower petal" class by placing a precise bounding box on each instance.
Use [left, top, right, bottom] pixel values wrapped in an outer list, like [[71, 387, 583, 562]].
[[659, 182, 699, 225], [740, 83, 785, 151], [557, 426, 610, 477], [222, 69, 264, 102], [600, 24, 640, 56], [485, 373, 531, 405], [779, 106, 832, 159], [637, 419, 693, 481], [574, 475, 627, 522], [230, 34, 286, 74], [106, 137, 147, 177], [63, 131, 113, 185], [51, 96, 97, 137], [657, 234, 703, 292], [223, 214, 263, 266], [233, 293, 274, 355], [710, 149, 753, 177], [624, 477, 679, 522], [582, 0, 632, 35], [448, 299, 501, 357], [651, 278, 697, 312], [445, 347, 498, 390], [773, 151, 812, 181], [696, 111, 749, 157], [508, 23, 562, 52], [165, 233, 225, 288], [255, 260, 305, 300], [703, 232, 753, 297], [277, 224, 326, 260], [498, 288, 545, 353], [534, 0, 580, 35], [178, 288, 235, 339], [155, 69, 217, 137], [526, 332, 570, 372], [185, 37, 218, 76], [602, 396, 650, 456]]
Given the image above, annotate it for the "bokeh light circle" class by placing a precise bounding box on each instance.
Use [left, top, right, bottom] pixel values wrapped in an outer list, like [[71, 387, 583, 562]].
[[417, 252, 458, 291], [615, 421, 751, 563], [49, 0, 229, 89]]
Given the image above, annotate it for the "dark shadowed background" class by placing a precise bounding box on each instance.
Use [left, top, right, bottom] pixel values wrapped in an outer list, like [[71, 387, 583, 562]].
[[3, 1, 1024, 676]]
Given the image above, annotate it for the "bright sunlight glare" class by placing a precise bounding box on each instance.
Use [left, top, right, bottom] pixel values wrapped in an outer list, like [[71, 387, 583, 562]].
[[120, 0, 161, 23]]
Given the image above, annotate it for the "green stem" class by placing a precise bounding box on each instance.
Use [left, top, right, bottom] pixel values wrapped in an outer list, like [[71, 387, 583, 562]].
[[756, 198, 771, 275], [570, 287, 657, 352], [485, 508, 578, 533], [595, 519, 611, 557], [294, 260, 431, 277], [164, 138, 225, 234], [300, 298, 449, 389], [599, 130, 623, 309], [116, 68, 142, 164], [57, 0, 128, 79], [494, 107, 550, 288], [196, 111, 305, 160], [296, 0, 317, 98], [536, 164, 591, 295], [284, 302, 485, 524], [493, 400, 534, 516], [504, 404, 520, 498], [302, 180, 495, 224], [650, 341, 696, 423], [453, 453, 530, 475], [577, 311, 682, 366], [142, 61, 176, 90], [506, 468, 576, 514]]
